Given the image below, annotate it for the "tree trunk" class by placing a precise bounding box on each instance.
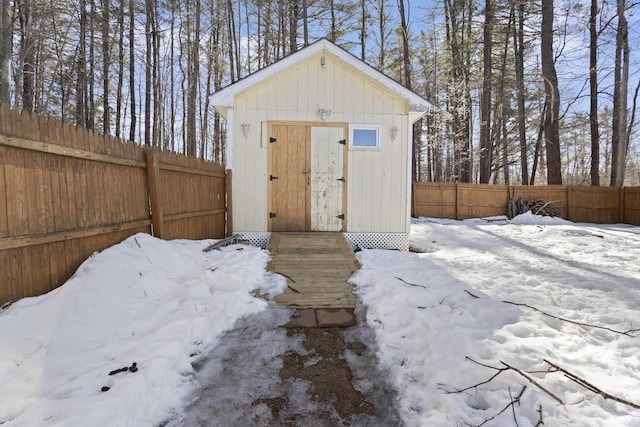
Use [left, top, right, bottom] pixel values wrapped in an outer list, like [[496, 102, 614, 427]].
[[443, 0, 471, 183], [530, 102, 547, 185], [152, 0, 161, 147], [76, 0, 87, 123], [514, 0, 528, 184], [186, 0, 200, 156], [129, 0, 136, 142], [0, 0, 12, 105], [227, 0, 237, 82], [377, 0, 386, 71], [360, 0, 366, 61], [144, 0, 152, 146], [491, 5, 513, 184], [330, 0, 336, 42], [397, 0, 416, 182], [541, 0, 562, 184], [102, 0, 110, 135], [87, 0, 95, 129], [302, 0, 308, 46], [610, 0, 629, 187], [115, 0, 124, 138], [289, 0, 298, 54], [589, 0, 600, 185], [479, 0, 493, 184]]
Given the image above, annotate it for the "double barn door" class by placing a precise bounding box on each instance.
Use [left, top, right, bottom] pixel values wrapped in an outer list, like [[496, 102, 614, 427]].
[[268, 123, 346, 232]]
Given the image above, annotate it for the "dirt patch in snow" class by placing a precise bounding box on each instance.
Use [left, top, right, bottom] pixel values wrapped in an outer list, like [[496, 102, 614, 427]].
[[274, 327, 376, 424], [165, 305, 402, 426]]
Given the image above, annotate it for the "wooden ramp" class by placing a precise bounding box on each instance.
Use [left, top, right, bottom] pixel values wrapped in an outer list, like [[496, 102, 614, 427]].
[[267, 232, 360, 309]]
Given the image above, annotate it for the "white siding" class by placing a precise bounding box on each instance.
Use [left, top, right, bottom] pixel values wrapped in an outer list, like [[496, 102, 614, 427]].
[[231, 51, 409, 233]]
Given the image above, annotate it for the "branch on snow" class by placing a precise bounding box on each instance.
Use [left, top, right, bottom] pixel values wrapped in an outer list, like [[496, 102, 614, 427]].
[[500, 361, 564, 405], [534, 404, 544, 427], [543, 359, 640, 410], [447, 357, 564, 406], [394, 276, 428, 289], [500, 300, 639, 337], [467, 385, 527, 427]]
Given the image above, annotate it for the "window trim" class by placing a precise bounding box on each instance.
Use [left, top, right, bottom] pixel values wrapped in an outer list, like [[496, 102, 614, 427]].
[[348, 124, 381, 150]]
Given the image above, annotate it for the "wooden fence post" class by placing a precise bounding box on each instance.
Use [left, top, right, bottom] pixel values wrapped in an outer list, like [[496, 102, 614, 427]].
[[145, 149, 164, 239], [620, 187, 625, 224], [567, 186, 572, 222], [455, 183, 460, 220], [225, 169, 233, 237]]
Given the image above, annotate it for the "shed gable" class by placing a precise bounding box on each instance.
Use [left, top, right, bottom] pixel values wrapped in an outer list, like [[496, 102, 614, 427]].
[[234, 51, 407, 120]]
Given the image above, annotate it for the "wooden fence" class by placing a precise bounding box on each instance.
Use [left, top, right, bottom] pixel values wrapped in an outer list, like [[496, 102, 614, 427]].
[[412, 182, 640, 225], [0, 106, 227, 305]]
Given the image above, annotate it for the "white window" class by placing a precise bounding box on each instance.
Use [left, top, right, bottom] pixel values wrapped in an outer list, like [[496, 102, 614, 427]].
[[349, 125, 380, 150]]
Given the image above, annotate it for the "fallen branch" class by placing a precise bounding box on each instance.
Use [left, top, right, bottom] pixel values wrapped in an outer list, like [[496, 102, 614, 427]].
[[472, 385, 527, 427], [509, 386, 525, 427], [394, 276, 428, 289], [500, 361, 564, 405], [274, 271, 296, 283], [534, 404, 544, 426], [464, 290, 480, 299], [543, 359, 640, 410], [501, 300, 639, 336], [451, 357, 564, 406], [445, 357, 507, 394]]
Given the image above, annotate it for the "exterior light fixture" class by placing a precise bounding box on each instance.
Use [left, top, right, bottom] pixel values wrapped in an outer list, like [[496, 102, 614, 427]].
[[321, 56, 326, 67], [241, 123, 250, 138], [391, 125, 399, 141]]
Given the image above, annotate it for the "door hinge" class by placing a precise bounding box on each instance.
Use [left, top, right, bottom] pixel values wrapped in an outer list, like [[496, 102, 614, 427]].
[[338, 139, 346, 145], [337, 213, 345, 220], [269, 137, 277, 143], [337, 177, 345, 182], [270, 175, 279, 181], [269, 212, 277, 218]]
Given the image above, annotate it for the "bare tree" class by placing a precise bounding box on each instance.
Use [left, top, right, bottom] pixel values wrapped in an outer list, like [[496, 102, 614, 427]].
[[514, 0, 528, 184], [102, 0, 110, 134], [186, 0, 200, 156], [443, 0, 472, 182], [129, 0, 136, 142], [479, 0, 493, 183], [76, 0, 87, 123], [115, 0, 124, 138], [541, 0, 562, 184], [589, 0, 600, 185], [0, 0, 11, 105], [610, 0, 629, 187]]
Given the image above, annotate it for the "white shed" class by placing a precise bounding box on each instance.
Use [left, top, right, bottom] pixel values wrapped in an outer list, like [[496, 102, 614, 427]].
[[210, 38, 432, 250]]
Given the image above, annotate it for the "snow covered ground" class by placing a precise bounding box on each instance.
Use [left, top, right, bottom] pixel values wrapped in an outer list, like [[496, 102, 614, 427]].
[[1, 214, 639, 426], [0, 234, 286, 426], [350, 213, 640, 426]]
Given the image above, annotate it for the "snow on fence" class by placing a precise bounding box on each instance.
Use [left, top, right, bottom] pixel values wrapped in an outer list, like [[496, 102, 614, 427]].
[[412, 182, 640, 225], [0, 106, 227, 305]]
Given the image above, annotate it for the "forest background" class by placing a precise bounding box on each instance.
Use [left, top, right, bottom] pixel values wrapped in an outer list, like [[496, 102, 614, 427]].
[[0, 0, 638, 186]]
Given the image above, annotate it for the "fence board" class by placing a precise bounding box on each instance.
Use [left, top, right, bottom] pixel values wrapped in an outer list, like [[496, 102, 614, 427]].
[[0, 147, 7, 237], [458, 184, 509, 219], [0, 108, 227, 306], [624, 187, 640, 225], [413, 182, 458, 218], [568, 187, 620, 223], [413, 183, 640, 225]]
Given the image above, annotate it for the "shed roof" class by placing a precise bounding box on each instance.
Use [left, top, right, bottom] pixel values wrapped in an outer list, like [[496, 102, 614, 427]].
[[209, 38, 433, 120]]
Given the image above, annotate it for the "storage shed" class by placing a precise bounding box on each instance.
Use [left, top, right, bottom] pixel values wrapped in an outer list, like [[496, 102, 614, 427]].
[[210, 38, 432, 250]]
